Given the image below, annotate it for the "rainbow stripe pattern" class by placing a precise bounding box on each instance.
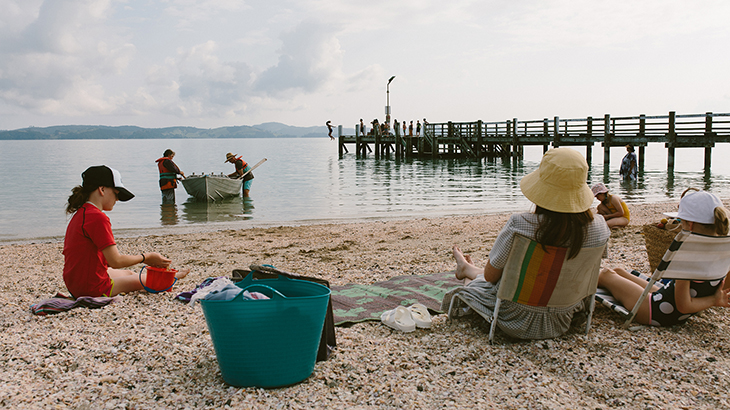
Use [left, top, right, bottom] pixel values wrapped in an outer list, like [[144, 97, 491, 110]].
[[510, 241, 567, 306]]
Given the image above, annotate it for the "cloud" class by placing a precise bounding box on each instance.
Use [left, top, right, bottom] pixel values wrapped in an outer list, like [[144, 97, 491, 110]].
[[253, 19, 343, 95], [0, 0, 134, 114]]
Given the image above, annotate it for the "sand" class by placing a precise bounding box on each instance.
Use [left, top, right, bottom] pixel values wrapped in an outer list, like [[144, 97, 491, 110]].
[[2, 201, 730, 409]]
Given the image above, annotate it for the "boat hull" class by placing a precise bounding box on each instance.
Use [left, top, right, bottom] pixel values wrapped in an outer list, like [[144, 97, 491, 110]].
[[181, 175, 242, 201]]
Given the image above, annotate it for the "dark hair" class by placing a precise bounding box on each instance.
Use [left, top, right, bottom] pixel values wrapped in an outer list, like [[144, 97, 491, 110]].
[[164, 149, 174, 157], [533, 206, 595, 259], [66, 185, 92, 214], [626, 144, 635, 152]]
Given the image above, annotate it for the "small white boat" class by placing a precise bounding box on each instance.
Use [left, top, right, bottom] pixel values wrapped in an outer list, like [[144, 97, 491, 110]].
[[181, 173, 242, 201]]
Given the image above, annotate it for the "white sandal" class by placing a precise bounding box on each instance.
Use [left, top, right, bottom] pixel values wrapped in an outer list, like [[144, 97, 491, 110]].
[[380, 306, 416, 332], [407, 303, 432, 329]]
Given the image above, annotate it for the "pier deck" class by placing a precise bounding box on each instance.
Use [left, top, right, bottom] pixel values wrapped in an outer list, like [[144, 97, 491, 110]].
[[338, 111, 730, 171]]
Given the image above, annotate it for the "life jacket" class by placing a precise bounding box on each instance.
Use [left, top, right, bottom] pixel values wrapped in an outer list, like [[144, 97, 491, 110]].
[[156, 157, 178, 190], [232, 156, 248, 172]]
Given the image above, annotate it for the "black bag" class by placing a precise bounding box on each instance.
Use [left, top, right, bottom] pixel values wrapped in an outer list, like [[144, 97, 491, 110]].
[[243, 171, 254, 181], [231, 265, 335, 362]]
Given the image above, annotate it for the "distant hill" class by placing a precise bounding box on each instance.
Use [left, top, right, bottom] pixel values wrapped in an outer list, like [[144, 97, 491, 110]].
[[0, 122, 356, 140]]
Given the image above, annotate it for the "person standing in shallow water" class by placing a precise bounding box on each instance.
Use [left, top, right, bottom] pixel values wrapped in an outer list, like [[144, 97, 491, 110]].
[[225, 152, 253, 197], [63, 165, 189, 298], [155, 149, 185, 204], [620, 144, 638, 181]]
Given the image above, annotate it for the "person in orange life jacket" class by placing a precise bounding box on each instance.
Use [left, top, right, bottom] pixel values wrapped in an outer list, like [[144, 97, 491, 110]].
[[63, 165, 189, 298], [156, 149, 185, 204], [225, 152, 253, 197]]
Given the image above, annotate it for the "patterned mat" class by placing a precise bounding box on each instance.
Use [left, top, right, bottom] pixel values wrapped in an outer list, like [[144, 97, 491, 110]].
[[331, 271, 462, 326]]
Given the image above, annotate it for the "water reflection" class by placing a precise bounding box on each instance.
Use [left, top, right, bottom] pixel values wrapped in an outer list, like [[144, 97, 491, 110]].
[[160, 203, 179, 225], [180, 197, 254, 223]]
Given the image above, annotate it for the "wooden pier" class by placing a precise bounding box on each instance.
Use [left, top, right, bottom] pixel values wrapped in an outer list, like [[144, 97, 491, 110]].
[[338, 111, 730, 172]]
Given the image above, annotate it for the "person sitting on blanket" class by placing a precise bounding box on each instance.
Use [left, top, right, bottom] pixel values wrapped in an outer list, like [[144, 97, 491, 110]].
[[445, 148, 611, 340], [63, 165, 189, 298], [598, 190, 730, 327]]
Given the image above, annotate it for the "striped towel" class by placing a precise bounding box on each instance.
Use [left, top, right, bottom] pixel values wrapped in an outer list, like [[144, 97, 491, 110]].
[[30, 293, 121, 316]]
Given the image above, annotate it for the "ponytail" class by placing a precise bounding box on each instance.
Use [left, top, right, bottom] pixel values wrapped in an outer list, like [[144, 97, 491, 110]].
[[713, 207, 730, 236], [66, 185, 91, 214]]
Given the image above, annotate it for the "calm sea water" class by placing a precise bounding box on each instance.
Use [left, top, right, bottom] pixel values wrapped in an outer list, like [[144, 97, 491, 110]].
[[2, 138, 730, 244]]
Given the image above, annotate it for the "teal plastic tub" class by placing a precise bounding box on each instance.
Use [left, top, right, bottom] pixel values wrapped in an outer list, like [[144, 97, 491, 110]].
[[200, 275, 331, 388]]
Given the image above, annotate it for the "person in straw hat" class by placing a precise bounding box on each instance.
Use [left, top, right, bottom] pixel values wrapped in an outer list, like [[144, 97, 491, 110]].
[[443, 148, 611, 340], [225, 152, 253, 197], [591, 182, 630, 228], [598, 190, 730, 327]]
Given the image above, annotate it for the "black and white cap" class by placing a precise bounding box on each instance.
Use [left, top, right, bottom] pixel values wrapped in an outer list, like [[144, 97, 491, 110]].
[[82, 165, 135, 201]]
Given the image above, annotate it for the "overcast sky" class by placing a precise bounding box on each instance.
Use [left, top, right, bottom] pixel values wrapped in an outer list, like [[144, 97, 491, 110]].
[[1, 0, 729, 130]]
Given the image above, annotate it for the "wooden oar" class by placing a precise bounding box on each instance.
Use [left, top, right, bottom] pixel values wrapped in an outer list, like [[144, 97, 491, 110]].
[[238, 158, 267, 179]]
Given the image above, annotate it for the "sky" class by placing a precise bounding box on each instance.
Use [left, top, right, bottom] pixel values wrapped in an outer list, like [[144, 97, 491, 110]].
[[1, 0, 729, 130]]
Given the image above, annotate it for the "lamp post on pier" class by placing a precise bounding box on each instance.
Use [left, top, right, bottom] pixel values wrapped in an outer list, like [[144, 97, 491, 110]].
[[385, 76, 395, 129]]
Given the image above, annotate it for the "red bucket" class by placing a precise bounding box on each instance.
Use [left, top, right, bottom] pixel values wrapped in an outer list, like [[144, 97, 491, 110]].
[[139, 266, 178, 293]]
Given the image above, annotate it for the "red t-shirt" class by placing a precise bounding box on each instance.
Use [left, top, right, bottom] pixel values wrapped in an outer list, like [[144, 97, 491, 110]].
[[63, 203, 116, 297]]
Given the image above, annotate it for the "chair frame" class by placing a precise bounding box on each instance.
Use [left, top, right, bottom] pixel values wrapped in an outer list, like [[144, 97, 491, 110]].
[[622, 230, 730, 328]]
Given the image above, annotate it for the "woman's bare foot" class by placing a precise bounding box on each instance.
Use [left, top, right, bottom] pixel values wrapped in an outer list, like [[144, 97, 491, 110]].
[[453, 246, 473, 280], [175, 269, 190, 279]]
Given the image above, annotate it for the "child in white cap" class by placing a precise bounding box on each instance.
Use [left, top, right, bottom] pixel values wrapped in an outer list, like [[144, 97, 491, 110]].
[[598, 190, 730, 326]]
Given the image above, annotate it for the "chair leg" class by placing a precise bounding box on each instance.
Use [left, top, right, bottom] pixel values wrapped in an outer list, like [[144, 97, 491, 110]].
[[489, 299, 501, 344], [585, 294, 596, 334], [623, 276, 659, 329]]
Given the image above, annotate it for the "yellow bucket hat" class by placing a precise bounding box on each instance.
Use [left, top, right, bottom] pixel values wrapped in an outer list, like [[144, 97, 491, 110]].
[[519, 148, 594, 213]]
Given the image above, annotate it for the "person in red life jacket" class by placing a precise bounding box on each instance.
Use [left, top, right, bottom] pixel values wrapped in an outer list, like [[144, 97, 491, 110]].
[[225, 152, 253, 197], [155, 149, 185, 204], [63, 165, 189, 297]]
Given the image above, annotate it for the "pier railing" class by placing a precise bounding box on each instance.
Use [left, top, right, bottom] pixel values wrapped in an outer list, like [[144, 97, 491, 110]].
[[338, 111, 730, 171]]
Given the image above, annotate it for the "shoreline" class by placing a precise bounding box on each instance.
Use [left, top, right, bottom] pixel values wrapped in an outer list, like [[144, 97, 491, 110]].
[[4, 200, 730, 408]]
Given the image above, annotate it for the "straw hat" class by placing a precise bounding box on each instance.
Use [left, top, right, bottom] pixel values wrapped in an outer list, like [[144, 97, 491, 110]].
[[225, 152, 237, 162], [520, 148, 594, 213]]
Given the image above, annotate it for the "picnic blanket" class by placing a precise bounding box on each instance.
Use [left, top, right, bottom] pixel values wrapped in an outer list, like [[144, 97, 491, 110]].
[[30, 293, 121, 316], [331, 271, 462, 326]]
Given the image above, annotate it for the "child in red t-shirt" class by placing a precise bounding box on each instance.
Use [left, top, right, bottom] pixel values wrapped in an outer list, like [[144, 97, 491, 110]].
[[63, 165, 189, 297]]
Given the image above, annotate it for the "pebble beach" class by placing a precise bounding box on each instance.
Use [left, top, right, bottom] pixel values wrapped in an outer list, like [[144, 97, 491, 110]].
[[3, 201, 730, 409]]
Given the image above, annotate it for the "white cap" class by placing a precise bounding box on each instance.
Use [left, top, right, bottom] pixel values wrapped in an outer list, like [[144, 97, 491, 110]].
[[664, 191, 724, 224]]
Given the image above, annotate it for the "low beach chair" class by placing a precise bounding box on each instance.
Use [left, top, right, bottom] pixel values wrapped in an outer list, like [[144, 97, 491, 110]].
[[489, 234, 606, 343], [597, 230, 730, 329]]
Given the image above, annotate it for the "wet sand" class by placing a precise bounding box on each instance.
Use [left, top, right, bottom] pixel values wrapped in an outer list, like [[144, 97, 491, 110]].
[[2, 201, 730, 409]]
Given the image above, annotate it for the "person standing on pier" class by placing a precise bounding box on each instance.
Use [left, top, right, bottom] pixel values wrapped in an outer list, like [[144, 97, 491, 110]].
[[591, 183, 630, 229], [326, 120, 334, 140], [409, 121, 414, 136], [403, 121, 406, 137], [620, 144, 638, 181], [360, 119, 366, 136], [416, 120, 421, 136], [225, 152, 253, 197], [156, 149, 185, 204], [393, 119, 399, 136]]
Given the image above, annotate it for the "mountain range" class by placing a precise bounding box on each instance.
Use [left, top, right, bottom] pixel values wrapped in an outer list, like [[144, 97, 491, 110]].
[[0, 123, 357, 140]]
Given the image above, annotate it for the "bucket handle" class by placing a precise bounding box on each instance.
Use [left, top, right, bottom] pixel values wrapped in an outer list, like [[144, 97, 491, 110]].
[[139, 266, 178, 294], [239, 283, 287, 300]]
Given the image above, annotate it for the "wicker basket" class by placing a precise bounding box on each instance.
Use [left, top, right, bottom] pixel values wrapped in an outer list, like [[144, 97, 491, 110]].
[[642, 223, 682, 272]]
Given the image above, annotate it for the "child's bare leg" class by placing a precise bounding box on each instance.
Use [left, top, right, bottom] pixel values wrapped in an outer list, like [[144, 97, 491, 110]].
[[596, 203, 611, 216], [613, 267, 661, 292], [598, 267, 652, 324], [606, 217, 629, 229], [175, 269, 190, 279], [453, 246, 483, 281], [107, 268, 144, 295]]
